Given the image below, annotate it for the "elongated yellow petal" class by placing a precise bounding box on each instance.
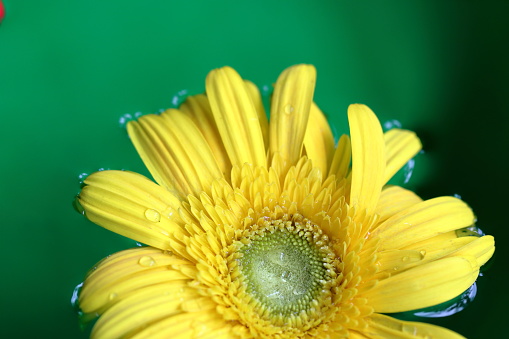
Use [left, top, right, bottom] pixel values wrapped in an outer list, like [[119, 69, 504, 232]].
[[303, 102, 335, 176], [365, 256, 479, 313], [128, 110, 223, 197], [365, 314, 466, 339], [78, 170, 187, 251], [384, 128, 422, 184], [269, 64, 316, 170], [206, 66, 266, 167], [179, 94, 231, 177], [132, 310, 230, 339], [443, 235, 495, 266], [244, 80, 269, 149], [328, 134, 351, 179], [79, 247, 192, 313], [348, 104, 385, 212], [375, 185, 422, 224], [92, 283, 202, 338], [372, 196, 475, 250]]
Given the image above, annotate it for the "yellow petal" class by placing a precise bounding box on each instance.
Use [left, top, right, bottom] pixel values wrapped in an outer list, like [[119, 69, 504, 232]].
[[365, 314, 466, 339], [179, 94, 231, 177], [443, 235, 495, 266], [132, 310, 230, 338], [79, 247, 192, 314], [269, 64, 316, 170], [348, 104, 385, 212], [375, 185, 422, 224], [384, 128, 422, 184], [244, 80, 269, 149], [92, 283, 203, 338], [328, 134, 351, 179], [371, 196, 475, 250], [128, 110, 223, 197], [78, 170, 187, 251], [364, 256, 479, 313], [206, 66, 266, 167], [303, 102, 335, 176]]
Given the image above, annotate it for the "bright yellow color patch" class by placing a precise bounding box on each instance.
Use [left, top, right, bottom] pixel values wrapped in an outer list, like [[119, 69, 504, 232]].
[[77, 65, 494, 338]]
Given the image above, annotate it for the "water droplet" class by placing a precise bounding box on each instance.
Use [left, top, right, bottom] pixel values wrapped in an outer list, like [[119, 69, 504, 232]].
[[281, 271, 292, 282], [135, 242, 144, 247], [419, 250, 427, 257], [383, 119, 402, 131], [456, 225, 485, 237], [403, 158, 415, 184], [138, 256, 156, 267], [414, 283, 477, 318], [171, 89, 188, 107], [119, 113, 134, 127], [284, 104, 294, 114], [393, 266, 400, 271], [402, 324, 417, 335], [78, 172, 89, 185], [453, 193, 462, 199], [71, 282, 83, 309], [144, 209, 161, 222], [402, 256, 410, 262], [108, 293, 118, 300], [73, 197, 85, 216]]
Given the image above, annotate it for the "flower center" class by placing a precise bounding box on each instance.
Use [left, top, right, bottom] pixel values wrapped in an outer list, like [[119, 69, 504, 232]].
[[238, 216, 334, 317]]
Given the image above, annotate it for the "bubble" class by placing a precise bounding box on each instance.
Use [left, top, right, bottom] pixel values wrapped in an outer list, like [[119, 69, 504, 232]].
[[144, 209, 161, 222], [138, 256, 156, 267]]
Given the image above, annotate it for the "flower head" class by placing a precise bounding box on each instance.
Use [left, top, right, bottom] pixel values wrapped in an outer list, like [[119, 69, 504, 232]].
[[76, 65, 494, 338]]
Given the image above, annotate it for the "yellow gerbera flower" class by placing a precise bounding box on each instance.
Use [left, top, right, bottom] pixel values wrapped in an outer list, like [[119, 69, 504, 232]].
[[76, 65, 494, 338]]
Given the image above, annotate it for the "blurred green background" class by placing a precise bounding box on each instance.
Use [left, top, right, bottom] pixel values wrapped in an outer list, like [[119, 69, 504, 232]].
[[1, 0, 507, 337]]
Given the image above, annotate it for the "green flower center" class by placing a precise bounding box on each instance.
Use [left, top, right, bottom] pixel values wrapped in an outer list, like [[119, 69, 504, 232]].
[[238, 218, 333, 316]]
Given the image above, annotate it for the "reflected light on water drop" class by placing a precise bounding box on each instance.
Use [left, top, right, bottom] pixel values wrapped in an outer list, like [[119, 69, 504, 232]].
[[71, 282, 83, 309], [403, 158, 415, 184], [171, 89, 188, 107], [383, 119, 402, 131], [414, 283, 477, 318], [138, 256, 156, 267]]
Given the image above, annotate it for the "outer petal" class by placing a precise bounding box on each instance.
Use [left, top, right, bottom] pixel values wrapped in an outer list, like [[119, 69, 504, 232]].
[[364, 256, 479, 313], [371, 196, 475, 250], [303, 102, 335, 176], [179, 94, 231, 177], [269, 64, 316, 171], [348, 104, 385, 212], [132, 311, 232, 338], [374, 186, 422, 224], [79, 247, 192, 314], [78, 170, 187, 250], [206, 66, 266, 167], [363, 314, 466, 338], [244, 80, 269, 149], [328, 134, 351, 179], [127, 110, 223, 197], [384, 128, 422, 184]]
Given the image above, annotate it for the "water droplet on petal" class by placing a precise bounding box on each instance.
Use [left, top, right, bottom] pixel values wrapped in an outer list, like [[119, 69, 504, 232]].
[[108, 293, 118, 300], [414, 283, 477, 318], [284, 104, 294, 114], [402, 256, 410, 262], [419, 250, 427, 258], [73, 197, 85, 216], [171, 89, 188, 107], [144, 209, 161, 222], [71, 282, 83, 309], [78, 172, 89, 185], [138, 256, 156, 267]]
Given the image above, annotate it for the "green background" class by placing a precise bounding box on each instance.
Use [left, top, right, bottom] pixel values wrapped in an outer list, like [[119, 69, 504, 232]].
[[1, 1, 507, 337]]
